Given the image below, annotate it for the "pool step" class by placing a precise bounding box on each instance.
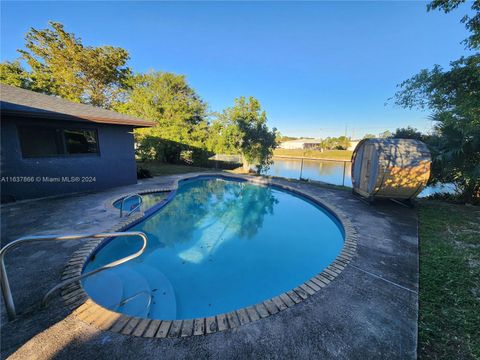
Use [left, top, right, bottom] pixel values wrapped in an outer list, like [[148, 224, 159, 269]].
[[82, 271, 124, 311], [114, 266, 151, 317], [135, 264, 177, 320], [83, 264, 177, 319]]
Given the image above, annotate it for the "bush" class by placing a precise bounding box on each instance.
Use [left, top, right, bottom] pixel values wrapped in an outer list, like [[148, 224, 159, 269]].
[[135, 135, 213, 167], [137, 167, 152, 179]]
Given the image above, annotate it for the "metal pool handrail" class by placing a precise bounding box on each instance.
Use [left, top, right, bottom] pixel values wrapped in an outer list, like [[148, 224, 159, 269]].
[[119, 193, 143, 218], [0, 231, 148, 320]]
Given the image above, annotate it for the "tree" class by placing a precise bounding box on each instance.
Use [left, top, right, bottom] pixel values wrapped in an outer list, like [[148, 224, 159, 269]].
[[427, 113, 479, 203], [395, 57, 479, 205], [392, 126, 425, 141], [0, 61, 30, 89], [427, 0, 479, 50], [378, 130, 393, 138], [363, 133, 376, 139], [117, 71, 210, 159], [336, 136, 350, 150], [275, 133, 298, 143], [118, 71, 208, 146], [394, 2, 480, 203], [317, 136, 351, 150], [1, 21, 131, 108], [212, 97, 277, 173]]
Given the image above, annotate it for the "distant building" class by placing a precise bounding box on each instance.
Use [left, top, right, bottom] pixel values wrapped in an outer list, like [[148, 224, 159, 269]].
[[278, 139, 322, 150], [0, 84, 155, 202], [348, 140, 361, 151]]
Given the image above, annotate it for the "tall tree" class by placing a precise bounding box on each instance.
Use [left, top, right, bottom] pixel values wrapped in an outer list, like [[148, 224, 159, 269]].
[[0, 61, 30, 89], [395, 2, 480, 203], [0, 21, 131, 109], [427, 0, 480, 50], [117, 71, 209, 148], [212, 97, 277, 173], [392, 126, 425, 141], [378, 130, 393, 138]]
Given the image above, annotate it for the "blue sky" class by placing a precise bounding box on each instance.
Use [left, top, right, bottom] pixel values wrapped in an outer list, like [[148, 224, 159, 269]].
[[0, 1, 473, 138]]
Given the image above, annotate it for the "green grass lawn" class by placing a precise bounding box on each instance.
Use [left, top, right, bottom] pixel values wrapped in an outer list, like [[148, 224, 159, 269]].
[[418, 201, 480, 359], [273, 148, 353, 161], [137, 161, 218, 176]]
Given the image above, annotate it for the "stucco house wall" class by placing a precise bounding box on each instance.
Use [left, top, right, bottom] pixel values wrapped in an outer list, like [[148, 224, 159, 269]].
[[279, 140, 322, 150], [1, 117, 138, 201]]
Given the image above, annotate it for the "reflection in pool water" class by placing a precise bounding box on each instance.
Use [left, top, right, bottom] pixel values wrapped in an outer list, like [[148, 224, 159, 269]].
[[84, 177, 344, 320]]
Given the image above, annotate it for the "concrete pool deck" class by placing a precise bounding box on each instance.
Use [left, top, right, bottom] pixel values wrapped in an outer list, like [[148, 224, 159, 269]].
[[0, 172, 419, 359]]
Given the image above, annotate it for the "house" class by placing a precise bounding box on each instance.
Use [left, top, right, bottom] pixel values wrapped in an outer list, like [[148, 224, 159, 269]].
[[0, 84, 155, 202], [278, 139, 322, 150], [347, 139, 361, 151]]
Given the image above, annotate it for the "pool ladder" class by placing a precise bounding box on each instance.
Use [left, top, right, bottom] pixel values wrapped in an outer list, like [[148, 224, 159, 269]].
[[119, 193, 143, 218], [0, 231, 148, 320]]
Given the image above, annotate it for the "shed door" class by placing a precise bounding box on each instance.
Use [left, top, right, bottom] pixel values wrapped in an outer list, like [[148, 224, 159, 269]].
[[359, 144, 375, 193]]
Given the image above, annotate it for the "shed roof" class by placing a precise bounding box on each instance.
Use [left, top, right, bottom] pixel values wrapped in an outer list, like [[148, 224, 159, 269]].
[[0, 84, 155, 127], [355, 138, 431, 166], [359, 138, 430, 152]]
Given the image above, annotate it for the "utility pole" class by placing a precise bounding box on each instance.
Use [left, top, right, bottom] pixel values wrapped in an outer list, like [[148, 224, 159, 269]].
[[344, 124, 348, 149]]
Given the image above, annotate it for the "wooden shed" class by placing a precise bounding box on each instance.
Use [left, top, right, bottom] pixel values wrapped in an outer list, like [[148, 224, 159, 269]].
[[351, 138, 431, 200]]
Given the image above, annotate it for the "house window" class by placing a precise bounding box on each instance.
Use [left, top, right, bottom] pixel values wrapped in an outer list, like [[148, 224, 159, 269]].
[[64, 129, 99, 154], [18, 127, 62, 157], [18, 126, 99, 158]]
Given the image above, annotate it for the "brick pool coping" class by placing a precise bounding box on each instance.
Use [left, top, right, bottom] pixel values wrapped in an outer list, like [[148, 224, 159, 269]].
[[59, 173, 358, 338]]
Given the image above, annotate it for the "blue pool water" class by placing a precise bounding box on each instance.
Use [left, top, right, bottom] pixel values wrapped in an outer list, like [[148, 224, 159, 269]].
[[83, 177, 344, 320], [113, 192, 168, 213]]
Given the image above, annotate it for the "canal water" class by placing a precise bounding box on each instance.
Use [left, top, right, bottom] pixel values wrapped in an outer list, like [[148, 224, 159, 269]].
[[264, 158, 352, 187], [263, 157, 455, 197]]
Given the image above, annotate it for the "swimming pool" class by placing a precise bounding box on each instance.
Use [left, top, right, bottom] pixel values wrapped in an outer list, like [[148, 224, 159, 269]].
[[83, 176, 345, 320]]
